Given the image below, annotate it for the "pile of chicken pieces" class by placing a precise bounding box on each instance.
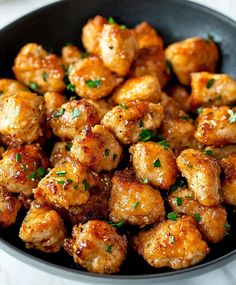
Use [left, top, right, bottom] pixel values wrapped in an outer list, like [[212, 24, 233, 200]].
[[0, 15, 236, 274]]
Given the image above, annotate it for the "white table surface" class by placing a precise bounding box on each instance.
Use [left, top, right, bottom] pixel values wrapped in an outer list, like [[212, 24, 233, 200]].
[[1, 0, 236, 284]]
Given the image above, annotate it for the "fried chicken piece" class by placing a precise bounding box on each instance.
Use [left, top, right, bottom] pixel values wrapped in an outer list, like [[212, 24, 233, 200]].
[[44, 91, 67, 117], [61, 45, 81, 67], [0, 79, 25, 96], [50, 141, 71, 167]]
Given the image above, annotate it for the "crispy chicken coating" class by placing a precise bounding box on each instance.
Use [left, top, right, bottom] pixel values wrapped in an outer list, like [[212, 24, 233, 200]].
[[204, 145, 236, 160], [68, 56, 122, 100], [99, 24, 137, 76], [13, 43, 66, 93], [195, 106, 236, 146], [61, 45, 81, 67], [0, 189, 21, 227], [177, 149, 221, 206], [220, 154, 236, 206], [71, 125, 122, 173], [0, 79, 25, 96], [111, 75, 161, 104], [190, 72, 236, 108], [82, 15, 107, 54], [133, 216, 209, 270], [165, 37, 219, 85], [50, 141, 71, 167], [0, 91, 45, 146], [50, 99, 100, 140], [44, 91, 67, 117], [130, 142, 178, 189], [101, 100, 164, 144], [0, 144, 49, 196], [109, 170, 165, 226], [64, 220, 127, 274], [34, 156, 97, 210], [167, 187, 227, 243], [19, 202, 65, 253], [167, 85, 191, 112], [86, 99, 113, 120]]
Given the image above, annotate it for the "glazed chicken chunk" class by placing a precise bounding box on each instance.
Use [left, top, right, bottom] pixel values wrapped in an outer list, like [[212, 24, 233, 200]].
[[109, 170, 165, 226], [86, 99, 113, 120], [0, 144, 49, 196], [190, 72, 236, 108], [82, 15, 107, 54], [19, 202, 65, 253], [13, 43, 66, 93], [177, 149, 221, 206], [61, 45, 82, 67], [0, 79, 25, 96], [204, 145, 236, 160], [64, 220, 127, 274], [99, 23, 137, 76], [101, 100, 164, 144], [34, 156, 97, 210], [68, 56, 122, 100], [0, 91, 45, 146], [111, 75, 161, 104], [167, 84, 191, 112], [195, 106, 236, 146], [130, 142, 178, 189], [44, 91, 67, 117], [165, 37, 219, 85], [71, 124, 123, 173], [0, 189, 21, 227], [133, 216, 209, 270], [167, 187, 227, 243], [49, 99, 100, 140], [50, 141, 71, 167], [220, 154, 236, 206]]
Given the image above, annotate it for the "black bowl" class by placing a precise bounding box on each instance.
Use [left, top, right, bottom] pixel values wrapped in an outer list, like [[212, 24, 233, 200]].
[[1, 0, 236, 283]]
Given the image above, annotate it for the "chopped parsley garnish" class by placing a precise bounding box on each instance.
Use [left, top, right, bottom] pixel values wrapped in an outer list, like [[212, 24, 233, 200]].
[[228, 109, 236, 123], [104, 149, 110, 157], [157, 139, 170, 150], [166, 59, 172, 75], [107, 221, 125, 228], [120, 24, 126, 30], [73, 184, 78, 190], [56, 170, 67, 177], [197, 107, 204, 114], [57, 180, 65, 184], [139, 129, 153, 142], [108, 17, 116, 24], [66, 64, 73, 75], [206, 78, 215, 89], [205, 33, 214, 43], [36, 167, 46, 179], [153, 159, 161, 167], [82, 179, 90, 191], [169, 235, 175, 244], [204, 149, 214, 156], [85, 79, 101, 88], [65, 142, 72, 151], [65, 178, 73, 184], [106, 244, 113, 253], [176, 197, 182, 206], [185, 195, 194, 199], [224, 223, 231, 229], [167, 212, 178, 221], [143, 178, 149, 184], [54, 108, 65, 118], [67, 83, 75, 92], [138, 119, 144, 128], [133, 201, 140, 209], [20, 163, 27, 172], [180, 115, 189, 121], [29, 82, 39, 91], [187, 163, 193, 169], [113, 153, 118, 161], [42, 71, 48, 82], [71, 108, 81, 119], [118, 104, 128, 110], [80, 51, 89, 59], [15, 153, 21, 162], [169, 177, 187, 193], [28, 172, 36, 181], [194, 213, 201, 222]]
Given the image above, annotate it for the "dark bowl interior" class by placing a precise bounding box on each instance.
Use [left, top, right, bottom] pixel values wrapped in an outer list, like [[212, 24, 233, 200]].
[[1, 0, 236, 283]]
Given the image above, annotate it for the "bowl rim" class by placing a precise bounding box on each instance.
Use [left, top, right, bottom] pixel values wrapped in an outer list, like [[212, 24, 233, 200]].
[[0, 0, 236, 282]]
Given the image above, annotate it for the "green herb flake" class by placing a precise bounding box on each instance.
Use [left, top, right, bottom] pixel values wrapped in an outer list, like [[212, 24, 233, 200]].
[[104, 148, 110, 157], [106, 244, 113, 253], [29, 82, 39, 91], [205, 33, 215, 43], [166, 59, 172, 75], [66, 64, 73, 75], [180, 115, 189, 121], [228, 109, 236, 123], [66, 178, 73, 184], [42, 71, 48, 82], [57, 180, 65, 185], [15, 153, 21, 162], [153, 158, 161, 167], [157, 139, 170, 150], [204, 149, 214, 156], [28, 172, 36, 181], [65, 142, 72, 151], [138, 119, 144, 128], [194, 213, 201, 222], [80, 51, 89, 59], [118, 104, 128, 110], [224, 223, 231, 229], [71, 108, 81, 119], [107, 221, 124, 228], [139, 129, 153, 142], [120, 24, 126, 30], [108, 17, 116, 24], [56, 170, 67, 177], [206, 78, 215, 89], [67, 83, 75, 92], [82, 179, 90, 191], [167, 212, 178, 221], [169, 235, 175, 244], [187, 163, 193, 169], [36, 167, 46, 179], [176, 197, 182, 206], [143, 178, 149, 184], [20, 163, 27, 172], [113, 153, 118, 161], [73, 184, 78, 190], [197, 107, 204, 114], [54, 108, 65, 118], [185, 195, 194, 199], [85, 79, 101, 88], [133, 201, 140, 209]]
